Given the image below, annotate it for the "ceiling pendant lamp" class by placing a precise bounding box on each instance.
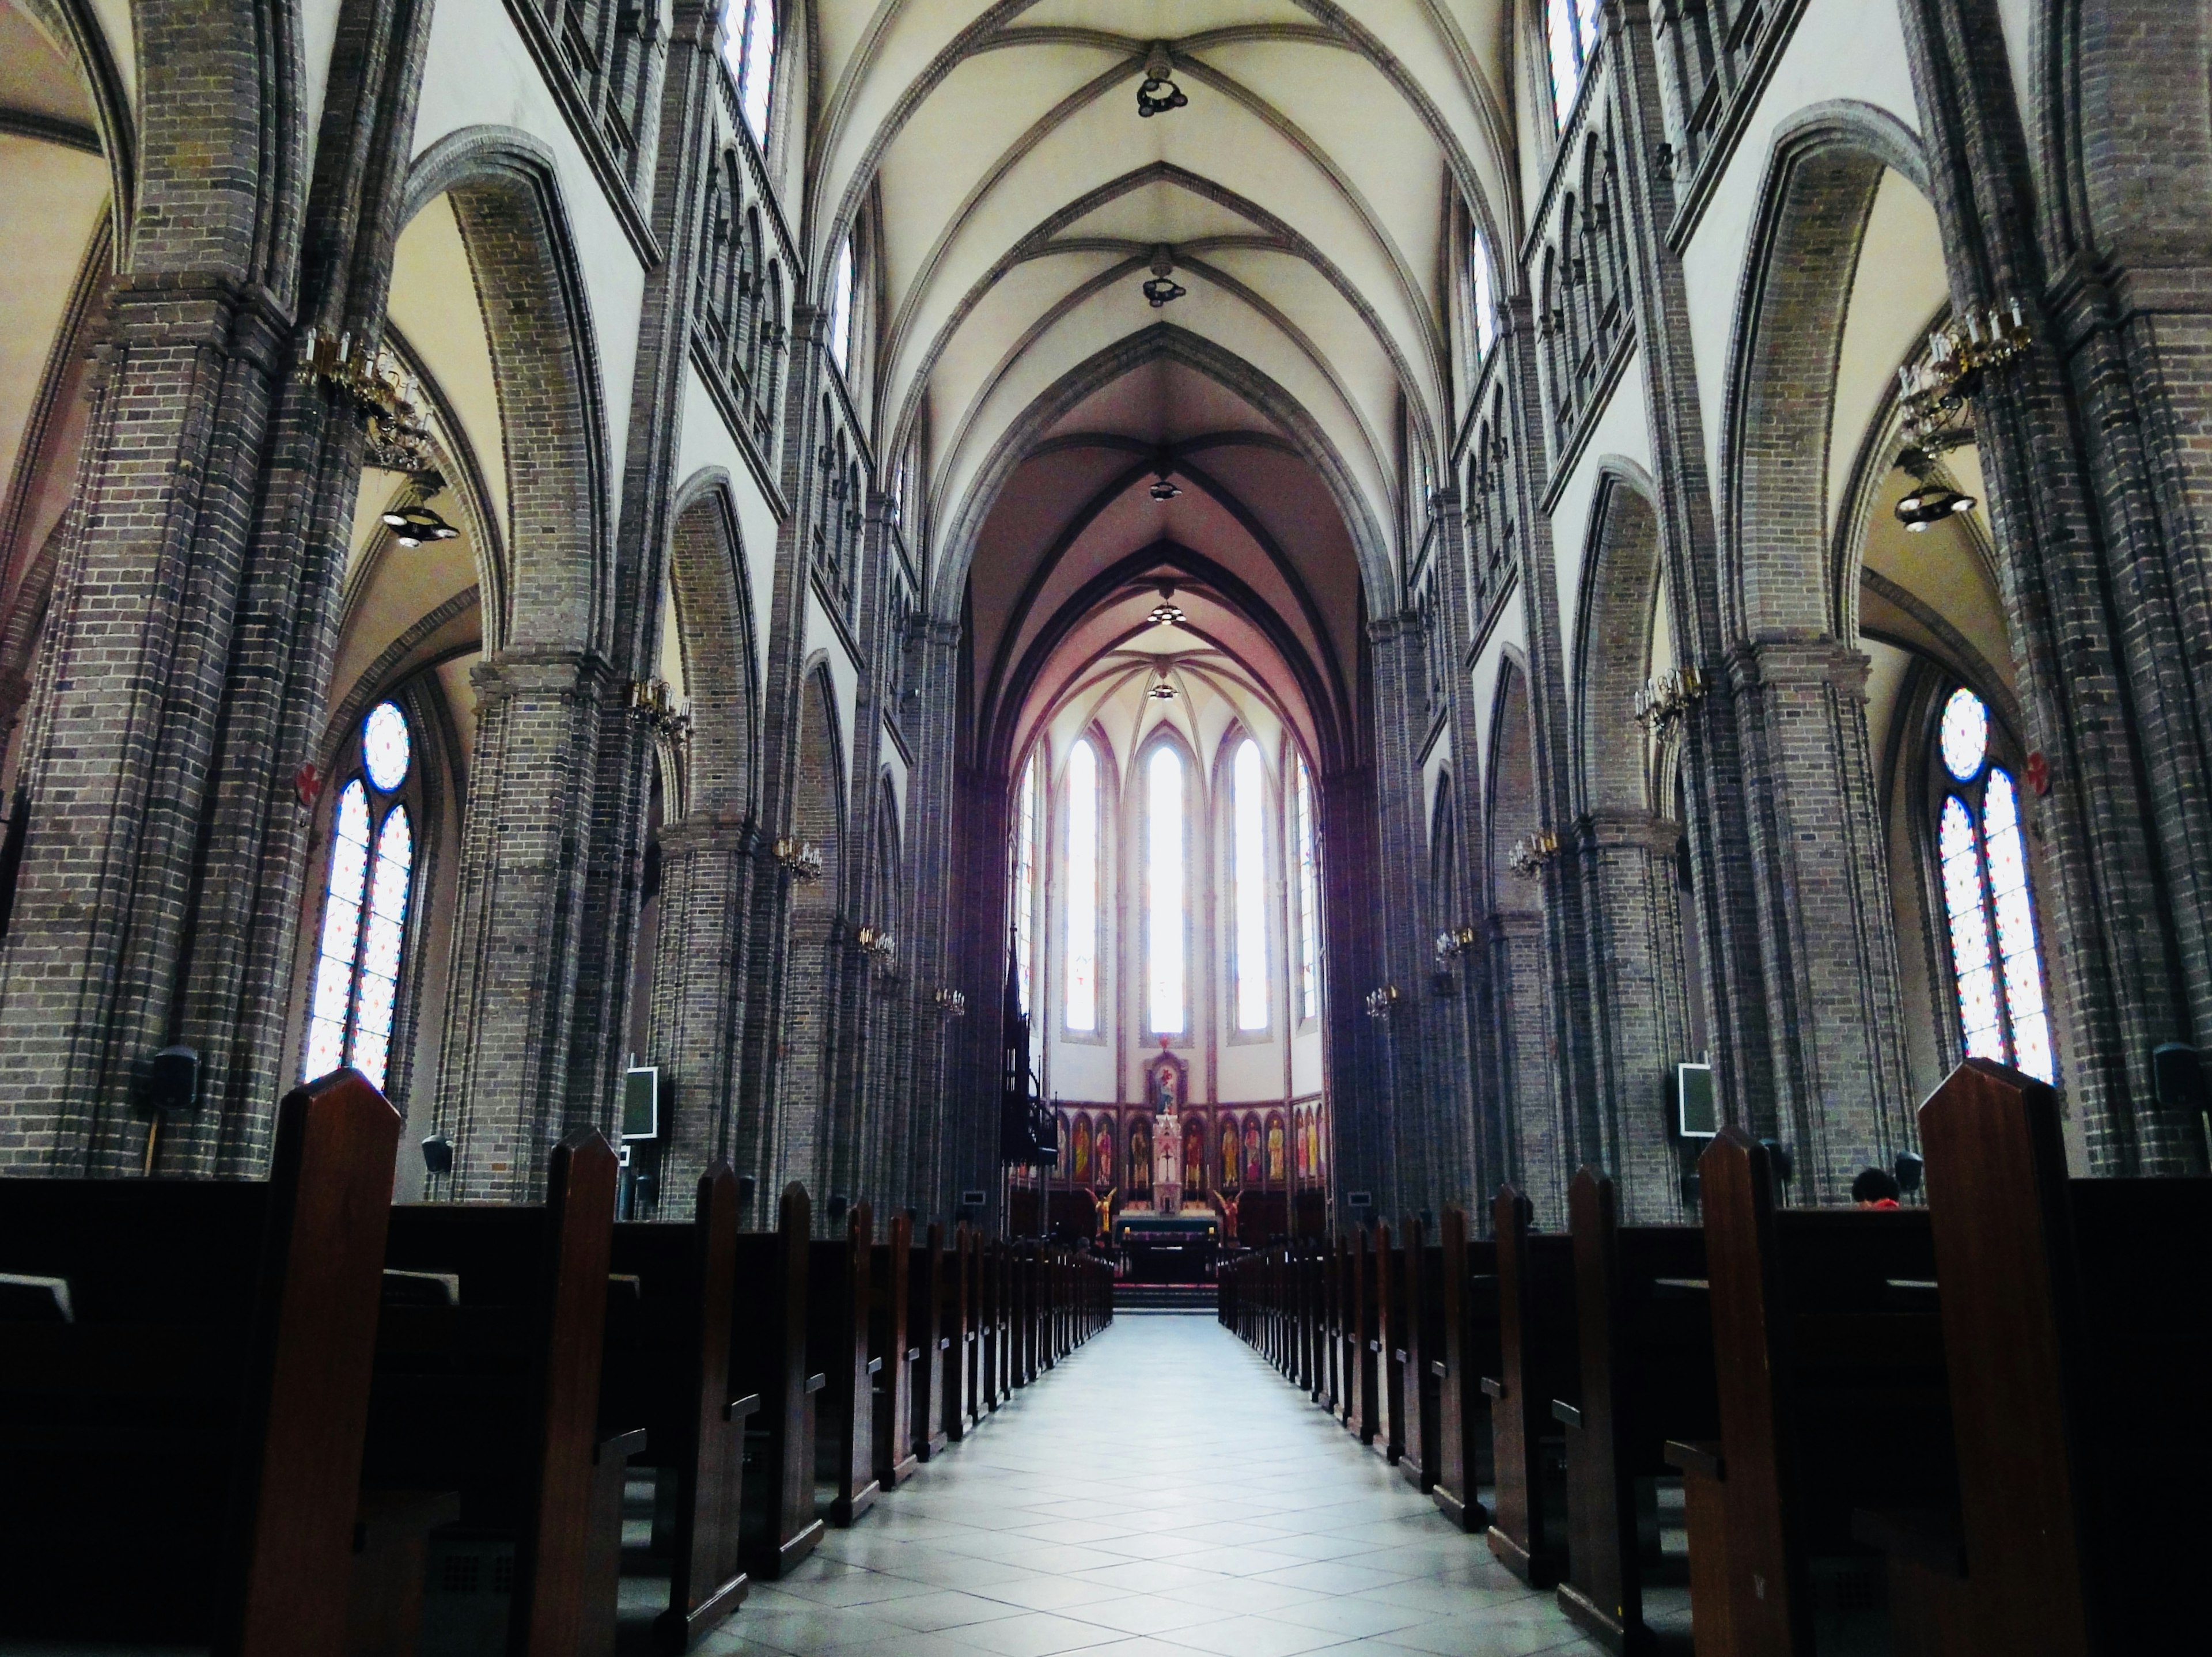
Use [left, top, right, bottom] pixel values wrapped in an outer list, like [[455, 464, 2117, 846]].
[[1143, 244, 1186, 309], [1893, 446, 1976, 532], [380, 499, 460, 548], [1148, 582, 1185, 628], [1148, 666, 1179, 701], [1137, 42, 1187, 117]]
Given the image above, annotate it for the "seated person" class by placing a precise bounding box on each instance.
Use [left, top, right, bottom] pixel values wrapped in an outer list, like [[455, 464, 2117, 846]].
[[1851, 1167, 1902, 1209]]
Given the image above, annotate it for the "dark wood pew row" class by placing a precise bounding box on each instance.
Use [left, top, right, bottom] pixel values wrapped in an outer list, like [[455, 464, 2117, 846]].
[[1555, 1167, 1717, 1656], [735, 1181, 823, 1582], [1872, 1059, 2212, 1655], [808, 1200, 877, 1526], [1396, 1215, 1440, 1493], [0, 1069, 402, 1652], [1433, 1203, 1501, 1533], [1372, 1219, 1402, 1465], [367, 1128, 638, 1657], [1329, 1232, 1351, 1423], [1672, 1127, 1955, 1656], [870, 1209, 917, 1492], [1304, 1242, 1327, 1401], [1486, 1185, 1580, 1587], [909, 1221, 949, 1462], [1349, 1225, 1376, 1443], [602, 1163, 758, 1651], [946, 1222, 974, 1441]]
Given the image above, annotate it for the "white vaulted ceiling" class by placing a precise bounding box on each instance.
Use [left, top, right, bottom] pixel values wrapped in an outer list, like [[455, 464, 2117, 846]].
[[808, 2, 1521, 764]]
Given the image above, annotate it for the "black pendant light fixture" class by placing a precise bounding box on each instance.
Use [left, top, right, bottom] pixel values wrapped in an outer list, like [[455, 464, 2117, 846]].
[[1143, 244, 1186, 309], [1137, 43, 1187, 117], [380, 498, 460, 548], [1893, 446, 1976, 532]]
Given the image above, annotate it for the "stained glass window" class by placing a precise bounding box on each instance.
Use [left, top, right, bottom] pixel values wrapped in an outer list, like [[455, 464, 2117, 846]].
[[1295, 757, 1321, 1021], [305, 700, 418, 1091], [1065, 738, 1098, 1032], [733, 0, 775, 145], [1147, 745, 1185, 1035], [1934, 688, 2055, 1083], [1546, 0, 1604, 127], [1233, 740, 1269, 1031], [1471, 229, 1498, 362], [828, 238, 855, 373], [1012, 753, 1037, 1016]]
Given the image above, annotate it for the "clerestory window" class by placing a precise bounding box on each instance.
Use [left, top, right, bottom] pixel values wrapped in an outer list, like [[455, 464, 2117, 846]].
[[1065, 738, 1099, 1032], [304, 701, 418, 1091], [1147, 745, 1187, 1035]]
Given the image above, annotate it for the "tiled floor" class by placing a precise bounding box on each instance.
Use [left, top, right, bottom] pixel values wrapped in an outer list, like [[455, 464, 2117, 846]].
[[691, 1313, 1608, 1656]]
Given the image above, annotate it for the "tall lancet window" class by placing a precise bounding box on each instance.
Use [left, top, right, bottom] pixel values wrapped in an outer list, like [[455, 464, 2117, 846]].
[[1935, 687, 2055, 1083], [1470, 228, 1498, 362], [1295, 756, 1321, 1021], [1546, 0, 1603, 126], [827, 239, 855, 373], [305, 700, 418, 1091], [1011, 752, 1038, 1015], [1065, 738, 1099, 1032], [1233, 739, 1270, 1030], [1147, 745, 1186, 1034], [732, 0, 776, 143]]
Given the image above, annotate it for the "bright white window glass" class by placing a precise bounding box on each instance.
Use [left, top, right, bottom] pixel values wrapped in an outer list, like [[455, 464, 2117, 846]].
[[1065, 740, 1098, 1032], [306, 780, 371, 1080], [738, 0, 775, 143], [1939, 687, 1988, 782], [828, 239, 854, 372], [1940, 795, 2003, 1063], [1296, 757, 1320, 1022], [1012, 754, 1037, 1016], [1983, 768, 2055, 1083], [1547, 0, 1582, 124], [304, 701, 417, 1089], [1471, 230, 1498, 361], [1233, 740, 1269, 1031], [1147, 746, 1185, 1035]]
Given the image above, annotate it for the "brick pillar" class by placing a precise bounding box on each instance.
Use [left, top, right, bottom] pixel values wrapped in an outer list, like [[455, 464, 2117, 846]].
[[1734, 640, 1912, 1199], [433, 650, 609, 1199], [1367, 615, 1430, 1220], [1577, 809, 1691, 1219], [649, 809, 757, 1196], [1488, 907, 1566, 1224], [902, 620, 963, 1215]]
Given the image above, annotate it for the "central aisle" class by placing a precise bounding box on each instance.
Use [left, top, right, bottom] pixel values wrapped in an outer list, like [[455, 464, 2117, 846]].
[[697, 1314, 1605, 1656]]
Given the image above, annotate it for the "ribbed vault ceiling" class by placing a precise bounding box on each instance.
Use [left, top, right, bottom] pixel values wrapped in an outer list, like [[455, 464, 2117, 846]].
[[817, 2, 1520, 765]]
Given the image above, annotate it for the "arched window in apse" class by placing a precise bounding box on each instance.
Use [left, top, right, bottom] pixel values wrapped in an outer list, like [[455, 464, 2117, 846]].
[[1065, 738, 1099, 1032], [733, 0, 776, 143], [304, 700, 418, 1091], [1294, 756, 1321, 1021], [1471, 227, 1499, 362], [1233, 739, 1270, 1030], [1935, 687, 2055, 1083], [1546, 0, 1603, 126], [1148, 745, 1186, 1034], [827, 238, 855, 372], [1011, 752, 1037, 1015]]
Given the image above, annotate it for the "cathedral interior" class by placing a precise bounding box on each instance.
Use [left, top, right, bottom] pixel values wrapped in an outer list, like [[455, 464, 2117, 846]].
[[0, 0, 2206, 1652]]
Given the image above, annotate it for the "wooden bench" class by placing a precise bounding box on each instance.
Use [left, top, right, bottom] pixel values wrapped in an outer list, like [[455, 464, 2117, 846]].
[[870, 1209, 918, 1491], [0, 1068, 401, 1651], [1395, 1215, 1440, 1493], [908, 1221, 949, 1462], [1555, 1167, 1717, 1655], [734, 1182, 822, 1581], [1432, 1203, 1501, 1533], [1347, 1226, 1376, 1443], [602, 1163, 759, 1651], [808, 1201, 877, 1525], [1487, 1186, 1579, 1587], [367, 1127, 637, 1657], [1673, 1126, 1956, 1655], [1874, 1057, 2212, 1654], [944, 1222, 974, 1442]]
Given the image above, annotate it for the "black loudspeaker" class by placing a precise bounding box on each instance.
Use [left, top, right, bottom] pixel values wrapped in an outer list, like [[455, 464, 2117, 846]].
[[1893, 1151, 1925, 1196], [2153, 1042, 2207, 1114], [1758, 1139, 1795, 1184], [1679, 1169, 1702, 1208], [137, 1046, 199, 1120], [420, 1133, 454, 1176], [827, 1193, 850, 1221], [736, 1173, 757, 1204]]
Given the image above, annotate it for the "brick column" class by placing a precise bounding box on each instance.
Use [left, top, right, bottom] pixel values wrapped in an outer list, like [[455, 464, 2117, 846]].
[[1487, 906, 1566, 1223], [649, 807, 758, 1196]]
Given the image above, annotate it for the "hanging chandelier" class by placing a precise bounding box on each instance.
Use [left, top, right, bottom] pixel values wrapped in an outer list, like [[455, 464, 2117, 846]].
[[1148, 582, 1185, 628]]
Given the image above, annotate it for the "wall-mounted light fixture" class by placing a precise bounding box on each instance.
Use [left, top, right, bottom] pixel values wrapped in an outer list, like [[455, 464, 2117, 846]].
[[774, 837, 824, 884], [857, 925, 898, 973], [1364, 984, 1401, 1021], [1433, 924, 1478, 966], [1897, 298, 2033, 450], [299, 328, 440, 477], [630, 677, 691, 744], [932, 987, 968, 1018], [1632, 664, 1706, 737], [1893, 446, 1977, 532], [1142, 245, 1187, 308], [1508, 828, 1560, 879], [1137, 43, 1187, 117]]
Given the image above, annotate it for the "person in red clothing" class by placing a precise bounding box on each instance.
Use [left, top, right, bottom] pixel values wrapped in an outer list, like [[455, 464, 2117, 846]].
[[1851, 1167, 1902, 1209]]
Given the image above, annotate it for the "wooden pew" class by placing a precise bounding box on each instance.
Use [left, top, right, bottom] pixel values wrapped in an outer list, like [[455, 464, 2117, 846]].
[[1879, 1058, 2212, 1654], [0, 1069, 400, 1651], [601, 1163, 759, 1651], [870, 1209, 918, 1491], [1372, 1219, 1401, 1463], [1432, 1203, 1501, 1533], [734, 1182, 822, 1581], [1396, 1215, 1440, 1492], [808, 1201, 877, 1525], [1486, 1186, 1579, 1587], [945, 1222, 972, 1442], [367, 1127, 637, 1657], [1328, 1233, 1350, 1424], [1555, 1167, 1717, 1655], [1348, 1226, 1375, 1442], [1675, 1127, 1956, 1656], [909, 1221, 949, 1462]]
